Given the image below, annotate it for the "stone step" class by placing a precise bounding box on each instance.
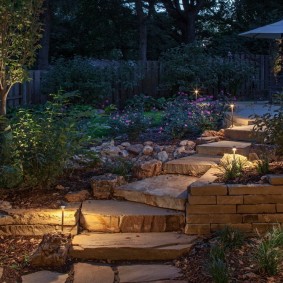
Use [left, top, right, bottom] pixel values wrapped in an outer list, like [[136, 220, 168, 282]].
[[114, 175, 198, 211], [72, 263, 185, 283], [70, 232, 197, 261], [163, 154, 221, 176], [225, 113, 255, 126], [196, 140, 251, 157], [22, 271, 68, 283], [80, 200, 185, 233], [224, 125, 262, 142]]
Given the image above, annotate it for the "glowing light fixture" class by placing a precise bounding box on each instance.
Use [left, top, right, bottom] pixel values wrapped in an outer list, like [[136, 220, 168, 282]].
[[230, 104, 235, 127], [194, 89, 199, 101], [232, 146, 237, 160], [61, 205, 65, 232]]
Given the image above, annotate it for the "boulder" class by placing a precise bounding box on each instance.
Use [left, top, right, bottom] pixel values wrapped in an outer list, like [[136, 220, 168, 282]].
[[132, 159, 162, 179], [144, 141, 154, 146], [91, 174, 126, 199], [101, 146, 121, 157], [121, 142, 131, 147], [127, 144, 144, 155], [186, 141, 196, 150], [120, 150, 129, 158], [173, 146, 186, 158], [30, 233, 71, 267], [157, 151, 169, 163], [179, 140, 188, 146], [143, 145, 153, 155], [65, 190, 90, 202]]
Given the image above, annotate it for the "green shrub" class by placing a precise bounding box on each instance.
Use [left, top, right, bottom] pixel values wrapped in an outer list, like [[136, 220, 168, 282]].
[[256, 227, 283, 276], [209, 245, 229, 283], [253, 97, 283, 155], [109, 108, 151, 140], [162, 95, 228, 139], [255, 157, 270, 174], [41, 57, 143, 107], [219, 156, 246, 181], [126, 94, 166, 111], [7, 93, 93, 188], [160, 43, 254, 96], [218, 226, 244, 249]]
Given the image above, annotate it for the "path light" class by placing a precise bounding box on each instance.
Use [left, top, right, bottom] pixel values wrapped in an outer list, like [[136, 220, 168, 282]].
[[194, 89, 199, 101], [230, 104, 235, 127], [232, 146, 237, 161], [61, 205, 65, 232]]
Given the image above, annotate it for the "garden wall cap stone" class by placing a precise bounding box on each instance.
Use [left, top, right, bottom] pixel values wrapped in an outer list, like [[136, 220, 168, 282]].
[[228, 184, 283, 195], [267, 175, 283, 185]]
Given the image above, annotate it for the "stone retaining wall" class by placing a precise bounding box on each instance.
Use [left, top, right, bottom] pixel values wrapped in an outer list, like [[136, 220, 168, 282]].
[[185, 170, 283, 235]]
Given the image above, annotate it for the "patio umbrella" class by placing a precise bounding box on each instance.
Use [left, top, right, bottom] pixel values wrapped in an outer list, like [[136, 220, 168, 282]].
[[239, 19, 283, 39]]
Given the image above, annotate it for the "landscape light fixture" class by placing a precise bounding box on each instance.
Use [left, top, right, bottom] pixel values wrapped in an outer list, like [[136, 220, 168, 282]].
[[194, 89, 199, 101], [61, 205, 65, 232], [230, 104, 235, 127], [232, 146, 237, 160]]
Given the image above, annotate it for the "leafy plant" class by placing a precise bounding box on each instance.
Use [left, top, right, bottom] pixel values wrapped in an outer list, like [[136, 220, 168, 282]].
[[255, 157, 270, 174], [253, 97, 283, 155], [219, 156, 246, 181], [209, 245, 229, 283], [109, 107, 151, 140], [218, 226, 244, 249], [126, 94, 166, 111], [256, 227, 283, 276]]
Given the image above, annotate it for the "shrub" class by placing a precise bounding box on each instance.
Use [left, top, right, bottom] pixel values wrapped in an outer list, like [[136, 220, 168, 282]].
[[219, 155, 246, 181], [41, 57, 143, 107], [253, 97, 283, 155], [109, 108, 151, 140], [7, 93, 94, 188], [218, 226, 244, 249], [255, 157, 270, 175], [163, 95, 228, 139], [160, 43, 254, 96], [126, 94, 166, 111], [256, 227, 283, 276]]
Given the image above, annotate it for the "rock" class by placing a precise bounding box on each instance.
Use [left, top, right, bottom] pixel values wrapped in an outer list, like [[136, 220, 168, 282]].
[[91, 174, 126, 199], [65, 190, 90, 202], [117, 145, 125, 150], [153, 145, 162, 153], [144, 141, 154, 146], [143, 145, 153, 155], [127, 144, 144, 155], [119, 150, 129, 158], [248, 152, 259, 161], [121, 142, 131, 147], [157, 151, 169, 163], [102, 140, 115, 147], [101, 146, 121, 157], [132, 159, 162, 179], [202, 129, 224, 137], [186, 141, 196, 150], [196, 136, 220, 145], [0, 267, 3, 279], [73, 263, 114, 283], [0, 201, 12, 210], [55, 185, 65, 191], [30, 233, 71, 267], [22, 271, 68, 283], [164, 145, 175, 154], [174, 146, 186, 158], [179, 140, 188, 146]]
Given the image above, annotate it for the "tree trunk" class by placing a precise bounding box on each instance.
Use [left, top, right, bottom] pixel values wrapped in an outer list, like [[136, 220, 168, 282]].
[[37, 0, 50, 69], [135, 0, 147, 63], [0, 91, 8, 116], [184, 12, 197, 43]]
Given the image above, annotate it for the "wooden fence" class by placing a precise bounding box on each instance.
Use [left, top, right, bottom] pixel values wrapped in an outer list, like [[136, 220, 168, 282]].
[[5, 54, 278, 109]]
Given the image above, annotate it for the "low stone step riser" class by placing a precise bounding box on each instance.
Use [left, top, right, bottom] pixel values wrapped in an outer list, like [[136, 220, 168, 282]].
[[80, 214, 185, 233], [197, 146, 250, 156]]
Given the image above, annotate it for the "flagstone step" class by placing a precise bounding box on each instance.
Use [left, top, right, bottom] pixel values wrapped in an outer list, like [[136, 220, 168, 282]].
[[22, 271, 68, 283], [224, 125, 262, 142], [80, 200, 185, 233], [196, 140, 251, 157], [114, 175, 198, 211], [70, 232, 197, 261], [163, 154, 221, 176]]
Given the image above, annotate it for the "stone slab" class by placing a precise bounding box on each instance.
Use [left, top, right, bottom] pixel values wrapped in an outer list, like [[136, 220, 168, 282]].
[[163, 154, 221, 175], [70, 232, 197, 260], [224, 125, 261, 142], [188, 196, 216, 205], [268, 175, 283, 185], [237, 204, 276, 214], [0, 206, 80, 226], [22, 271, 68, 283], [118, 264, 182, 282], [185, 224, 210, 235], [244, 195, 283, 204], [73, 263, 114, 283], [196, 141, 251, 156], [0, 224, 77, 236], [80, 200, 184, 232], [114, 175, 198, 211], [186, 214, 242, 224], [187, 204, 236, 214], [211, 224, 252, 233]]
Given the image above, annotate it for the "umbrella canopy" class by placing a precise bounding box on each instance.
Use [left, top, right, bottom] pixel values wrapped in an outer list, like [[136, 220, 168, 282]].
[[239, 19, 283, 39]]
